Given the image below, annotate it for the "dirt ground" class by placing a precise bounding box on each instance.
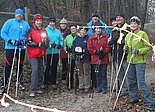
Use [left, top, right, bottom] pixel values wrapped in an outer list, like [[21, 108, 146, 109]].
[[0, 57, 155, 112]]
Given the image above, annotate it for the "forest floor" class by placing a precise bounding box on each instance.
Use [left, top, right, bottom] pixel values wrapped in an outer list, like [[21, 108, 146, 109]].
[[0, 53, 155, 112]]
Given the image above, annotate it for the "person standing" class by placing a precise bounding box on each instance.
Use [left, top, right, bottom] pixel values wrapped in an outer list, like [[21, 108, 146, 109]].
[[72, 27, 91, 92], [27, 14, 49, 97], [0, 8, 30, 94], [125, 16, 155, 110], [87, 23, 110, 93], [58, 18, 71, 83], [44, 17, 63, 89], [109, 13, 130, 96], [87, 11, 110, 37], [64, 25, 78, 89], [87, 11, 110, 89]]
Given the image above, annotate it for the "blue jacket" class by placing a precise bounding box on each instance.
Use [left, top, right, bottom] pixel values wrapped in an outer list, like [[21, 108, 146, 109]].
[[72, 34, 90, 62], [1, 18, 30, 49], [87, 20, 110, 37], [46, 25, 63, 54]]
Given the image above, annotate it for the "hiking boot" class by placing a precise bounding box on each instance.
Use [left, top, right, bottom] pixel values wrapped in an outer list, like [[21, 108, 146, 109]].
[[84, 88, 90, 93], [17, 83, 25, 91], [102, 90, 107, 94], [36, 90, 43, 94], [40, 85, 46, 89], [51, 84, 57, 89], [130, 100, 139, 104], [62, 80, 66, 84], [0, 86, 5, 96], [29, 92, 35, 97], [95, 90, 102, 93]]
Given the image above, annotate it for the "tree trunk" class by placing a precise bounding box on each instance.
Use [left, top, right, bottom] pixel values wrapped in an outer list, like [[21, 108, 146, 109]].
[[141, 0, 149, 30]]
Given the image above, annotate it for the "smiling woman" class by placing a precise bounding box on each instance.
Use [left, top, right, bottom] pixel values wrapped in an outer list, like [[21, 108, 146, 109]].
[[124, 16, 155, 110], [26, 14, 49, 97]]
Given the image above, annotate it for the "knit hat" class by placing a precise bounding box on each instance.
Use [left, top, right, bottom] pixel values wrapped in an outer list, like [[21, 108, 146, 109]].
[[79, 26, 89, 32], [94, 22, 102, 29], [49, 17, 56, 23], [15, 8, 24, 15], [110, 16, 116, 22], [59, 18, 68, 24], [92, 11, 100, 18], [116, 12, 125, 18], [130, 16, 140, 25], [34, 14, 43, 22]]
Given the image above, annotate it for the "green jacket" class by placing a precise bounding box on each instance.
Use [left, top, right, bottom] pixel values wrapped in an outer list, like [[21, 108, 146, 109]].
[[125, 29, 151, 64], [64, 33, 78, 59]]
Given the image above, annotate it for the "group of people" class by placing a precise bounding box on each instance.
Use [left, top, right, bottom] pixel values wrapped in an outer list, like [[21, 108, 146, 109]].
[[0, 8, 155, 110]]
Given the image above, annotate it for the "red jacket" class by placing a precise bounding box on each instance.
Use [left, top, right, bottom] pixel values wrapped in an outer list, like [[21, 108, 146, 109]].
[[87, 33, 110, 64], [27, 24, 48, 58], [58, 28, 71, 59]]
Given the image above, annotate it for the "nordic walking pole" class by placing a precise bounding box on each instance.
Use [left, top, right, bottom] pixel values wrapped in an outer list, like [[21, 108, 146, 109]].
[[7, 46, 17, 94], [50, 48, 54, 66], [15, 46, 21, 97], [68, 53, 71, 90], [109, 55, 114, 95], [108, 52, 126, 106], [113, 54, 134, 109], [58, 48, 62, 93], [50, 41, 55, 66]]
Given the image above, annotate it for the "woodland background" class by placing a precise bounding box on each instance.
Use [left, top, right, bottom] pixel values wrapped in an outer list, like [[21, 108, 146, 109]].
[[0, 0, 155, 30]]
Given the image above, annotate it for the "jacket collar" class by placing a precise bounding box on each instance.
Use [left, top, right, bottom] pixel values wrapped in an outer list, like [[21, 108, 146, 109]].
[[33, 24, 45, 31], [133, 29, 140, 34], [92, 32, 105, 39], [47, 25, 56, 30]]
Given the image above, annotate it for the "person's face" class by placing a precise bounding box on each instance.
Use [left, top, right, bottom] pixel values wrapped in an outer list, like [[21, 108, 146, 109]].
[[49, 21, 55, 28], [79, 29, 87, 37], [116, 16, 125, 25], [130, 22, 139, 31], [92, 17, 99, 23], [111, 20, 117, 27], [35, 19, 42, 28], [95, 27, 102, 35], [60, 23, 67, 29], [15, 14, 23, 20], [70, 26, 77, 34]]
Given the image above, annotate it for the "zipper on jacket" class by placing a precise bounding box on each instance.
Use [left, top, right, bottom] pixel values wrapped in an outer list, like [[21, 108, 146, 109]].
[[129, 35, 134, 63]]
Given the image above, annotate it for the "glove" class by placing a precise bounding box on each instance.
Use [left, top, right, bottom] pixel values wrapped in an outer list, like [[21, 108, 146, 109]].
[[50, 43, 56, 48], [8, 39, 14, 45], [82, 49, 85, 54], [15, 40, 21, 46], [95, 50, 100, 55], [95, 49, 105, 56], [123, 45, 128, 53], [75, 47, 82, 53], [132, 48, 138, 54], [66, 46, 72, 53], [41, 42, 49, 49], [8, 39, 23, 46], [40, 42, 46, 47], [96, 49, 106, 60], [57, 44, 61, 49]]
